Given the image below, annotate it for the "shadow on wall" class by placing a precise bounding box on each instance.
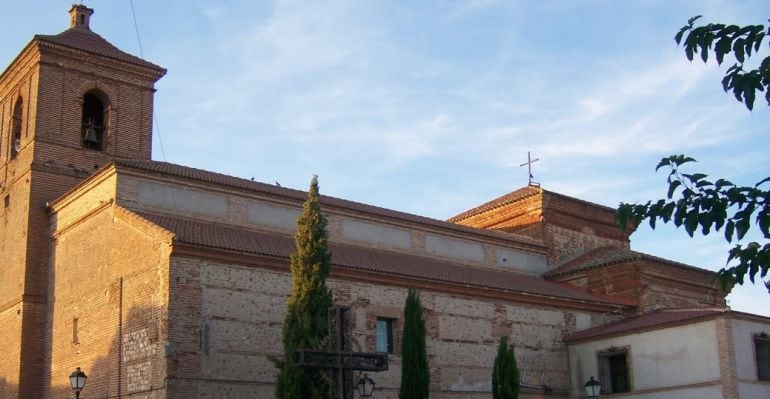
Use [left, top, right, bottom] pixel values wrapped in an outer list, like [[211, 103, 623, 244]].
[[0, 376, 18, 399], [50, 305, 170, 399]]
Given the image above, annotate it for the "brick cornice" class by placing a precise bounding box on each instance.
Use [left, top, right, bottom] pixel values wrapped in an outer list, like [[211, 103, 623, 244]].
[[35, 39, 166, 80]]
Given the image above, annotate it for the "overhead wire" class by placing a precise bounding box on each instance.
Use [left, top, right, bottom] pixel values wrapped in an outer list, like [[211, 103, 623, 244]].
[[128, 0, 167, 162]]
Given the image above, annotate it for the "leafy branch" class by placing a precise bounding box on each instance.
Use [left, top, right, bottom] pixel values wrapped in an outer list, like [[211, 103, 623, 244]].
[[675, 15, 770, 110], [618, 155, 770, 288]]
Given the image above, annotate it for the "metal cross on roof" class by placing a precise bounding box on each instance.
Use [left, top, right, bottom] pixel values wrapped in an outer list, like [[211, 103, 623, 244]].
[[520, 151, 540, 187]]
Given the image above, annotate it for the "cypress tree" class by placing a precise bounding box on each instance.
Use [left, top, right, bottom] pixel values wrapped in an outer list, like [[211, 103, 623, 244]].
[[492, 335, 520, 399], [275, 175, 333, 399], [399, 289, 430, 399]]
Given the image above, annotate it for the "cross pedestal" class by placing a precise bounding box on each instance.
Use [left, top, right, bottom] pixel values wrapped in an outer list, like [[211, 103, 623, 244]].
[[293, 307, 388, 399]]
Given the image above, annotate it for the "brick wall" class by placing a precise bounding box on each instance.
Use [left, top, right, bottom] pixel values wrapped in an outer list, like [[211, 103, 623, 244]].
[[450, 187, 631, 267], [0, 28, 162, 398], [50, 205, 171, 399]]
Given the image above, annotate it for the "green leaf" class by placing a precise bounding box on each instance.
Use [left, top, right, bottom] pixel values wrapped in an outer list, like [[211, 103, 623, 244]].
[[735, 217, 750, 240], [715, 36, 732, 65], [725, 220, 735, 243], [733, 38, 746, 63], [690, 173, 708, 182], [685, 210, 699, 237], [699, 212, 713, 235], [753, 32, 765, 52], [617, 204, 632, 230], [687, 15, 702, 25], [667, 180, 682, 199]]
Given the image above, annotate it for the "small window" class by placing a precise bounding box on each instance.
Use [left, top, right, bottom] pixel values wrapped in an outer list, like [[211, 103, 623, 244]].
[[72, 317, 79, 344], [757, 335, 770, 381], [599, 348, 630, 394], [376, 318, 394, 354]]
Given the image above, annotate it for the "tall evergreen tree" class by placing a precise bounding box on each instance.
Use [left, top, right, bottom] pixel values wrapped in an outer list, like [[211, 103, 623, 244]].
[[399, 289, 430, 399], [275, 176, 333, 399], [492, 335, 520, 399]]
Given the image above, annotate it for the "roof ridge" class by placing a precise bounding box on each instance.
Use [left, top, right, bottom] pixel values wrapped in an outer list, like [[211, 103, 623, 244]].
[[448, 185, 541, 222], [35, 28, 165, 71]]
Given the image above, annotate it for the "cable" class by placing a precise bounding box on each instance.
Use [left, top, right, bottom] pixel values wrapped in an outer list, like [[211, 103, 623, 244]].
[[128, 0, 144, 57], [128, 0, 167, 161]]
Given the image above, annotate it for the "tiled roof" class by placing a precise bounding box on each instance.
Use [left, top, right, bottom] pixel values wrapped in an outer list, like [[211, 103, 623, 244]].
[[564, 308, 727, 342], [112, 159, 545, 249], [448, 186, 619, 223], [136, 211, 626, 306], [448, 186, 540, 222], [35, 28, 164, 71], [544, 246, 715, 278]]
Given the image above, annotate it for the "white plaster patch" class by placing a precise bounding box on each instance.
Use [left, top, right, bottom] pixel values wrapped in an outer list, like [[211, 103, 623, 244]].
[[434, 296, 495, 317], [137, 180, 227, 217], [439, 315, 492, 342], [507, 306, 563, 326], [200, 264, 290, 296], [425, 234, 484, 262], [202, 288, 286, 322], [575, 313, 592, 331], [495, 247, 547, 274], [449, 375, 492, 392], [341, 218, 411, 249], [246, 200, 300, 231]]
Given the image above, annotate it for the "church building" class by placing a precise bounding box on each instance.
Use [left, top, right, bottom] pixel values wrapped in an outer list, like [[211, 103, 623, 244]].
[[1, 5, 769, 399]]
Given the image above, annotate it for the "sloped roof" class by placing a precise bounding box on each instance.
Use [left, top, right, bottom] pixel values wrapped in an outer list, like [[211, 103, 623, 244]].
[[112, 159, 545, 249], [448, 186, 540, 222], [544, 246, 715, 278], [136, 211, 627, 306], [448, 185, 619, 223], [35, 27, 164, 71], [564, 308, 727, 342]]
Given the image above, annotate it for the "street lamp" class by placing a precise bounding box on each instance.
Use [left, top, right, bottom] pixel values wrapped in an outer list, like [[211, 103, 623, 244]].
[[357, 373, 375, 398], [69, 367, 87, 399], [584, 376, 601, 398]]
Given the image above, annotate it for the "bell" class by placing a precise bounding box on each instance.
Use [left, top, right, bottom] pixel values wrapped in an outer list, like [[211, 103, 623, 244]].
[[13, 138, 21, 153], [83, 127, 99, 145]]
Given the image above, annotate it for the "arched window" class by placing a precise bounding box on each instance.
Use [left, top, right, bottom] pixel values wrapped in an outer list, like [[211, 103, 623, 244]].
[[81, 91, 107, 151], [10, 96, 23, 159]]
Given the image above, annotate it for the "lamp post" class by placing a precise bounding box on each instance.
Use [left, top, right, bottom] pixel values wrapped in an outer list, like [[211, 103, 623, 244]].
[[69, 367, 87, 399], [357, 373, 375, 398], [584, 376, 601, 398]]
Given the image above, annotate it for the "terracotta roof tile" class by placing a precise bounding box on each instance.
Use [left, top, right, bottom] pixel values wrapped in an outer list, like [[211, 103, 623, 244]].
[[36, 28, 164, 71], [564, 308, 727, 342], [448, 186, 540, 222], [136, 211, 626, 306], [448, 186, 621, 223], [113, 159, 545, 249], [544, 246, 715, 278]]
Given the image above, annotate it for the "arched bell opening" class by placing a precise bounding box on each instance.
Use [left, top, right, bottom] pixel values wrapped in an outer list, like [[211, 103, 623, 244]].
[[10, 96, 23, 159], [81, 91, 108, 151]]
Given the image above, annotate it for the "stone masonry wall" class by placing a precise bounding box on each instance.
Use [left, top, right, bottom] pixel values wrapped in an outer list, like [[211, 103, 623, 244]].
[[169, 255, 603, 399]]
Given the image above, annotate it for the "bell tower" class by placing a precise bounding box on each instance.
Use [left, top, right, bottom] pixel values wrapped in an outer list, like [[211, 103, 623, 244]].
[[0, 5, 165, 398]]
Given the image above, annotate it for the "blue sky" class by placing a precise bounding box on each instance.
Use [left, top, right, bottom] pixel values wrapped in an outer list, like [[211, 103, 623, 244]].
[[3, 1, 768, 315]]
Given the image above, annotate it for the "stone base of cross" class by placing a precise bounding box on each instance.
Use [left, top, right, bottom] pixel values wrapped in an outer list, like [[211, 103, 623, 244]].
[[293, 306, 388, 399]]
